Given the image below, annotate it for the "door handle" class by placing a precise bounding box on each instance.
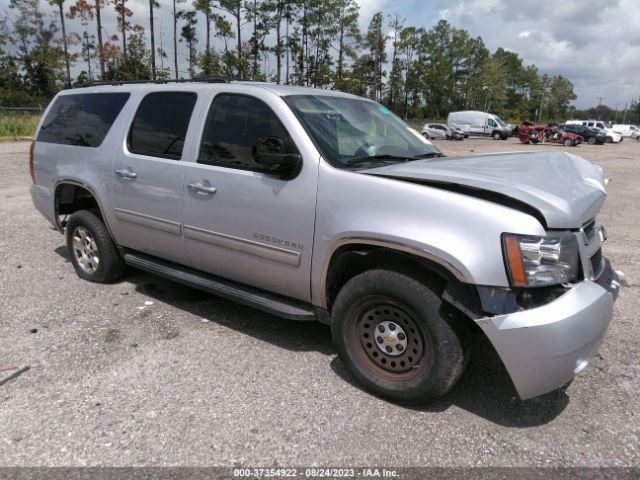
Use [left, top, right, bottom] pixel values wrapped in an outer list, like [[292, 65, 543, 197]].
[[188, 182, 217, 194], [115, 168, 138, 179]]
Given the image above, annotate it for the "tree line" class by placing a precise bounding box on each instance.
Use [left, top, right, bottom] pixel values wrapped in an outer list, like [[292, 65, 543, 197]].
[[1, 0, 639, 123]]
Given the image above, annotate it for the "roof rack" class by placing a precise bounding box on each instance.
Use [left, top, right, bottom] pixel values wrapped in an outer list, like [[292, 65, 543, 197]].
[[73, 76, 231, 88]]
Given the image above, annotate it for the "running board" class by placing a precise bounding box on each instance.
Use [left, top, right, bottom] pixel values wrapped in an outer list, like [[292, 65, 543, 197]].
[[123, 253, 317, 321]]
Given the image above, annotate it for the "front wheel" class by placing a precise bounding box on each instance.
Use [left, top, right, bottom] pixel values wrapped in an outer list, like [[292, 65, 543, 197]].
[[588, 136, 597, 145], [564, 138, 573, 147], [331, 269, 466, 403], [66, 210, 125, 283], [492, 131, 502, 140], [422, 132, 430, 139]]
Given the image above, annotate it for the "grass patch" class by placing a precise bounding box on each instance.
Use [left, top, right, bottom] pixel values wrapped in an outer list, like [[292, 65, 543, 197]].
[[0, 112, 41, 139]]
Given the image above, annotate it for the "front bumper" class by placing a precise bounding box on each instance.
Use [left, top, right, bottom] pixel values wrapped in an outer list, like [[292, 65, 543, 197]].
[[476, 260, 618, 400]]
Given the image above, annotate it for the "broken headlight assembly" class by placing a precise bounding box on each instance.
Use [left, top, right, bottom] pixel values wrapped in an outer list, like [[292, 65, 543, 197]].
[[502, 232, 580, 287]]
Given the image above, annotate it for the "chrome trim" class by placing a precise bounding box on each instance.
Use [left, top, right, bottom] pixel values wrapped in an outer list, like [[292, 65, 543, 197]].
[[576, 222, 604, 280], [318, 237, 469, 309], [183, 225, 301, 267], [114, 208, 182, 235]]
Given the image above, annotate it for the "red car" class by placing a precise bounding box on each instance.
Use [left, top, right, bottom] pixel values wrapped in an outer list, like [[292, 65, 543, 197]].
[[518, 124, 582, 147]]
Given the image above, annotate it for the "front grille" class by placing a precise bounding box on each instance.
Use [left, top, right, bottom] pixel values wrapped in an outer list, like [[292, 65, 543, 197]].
[[583, 219, 596, 242], [591, 248, 604, 277]]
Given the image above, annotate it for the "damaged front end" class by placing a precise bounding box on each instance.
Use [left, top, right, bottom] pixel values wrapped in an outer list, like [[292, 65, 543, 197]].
[[472, 222, 619, 400]]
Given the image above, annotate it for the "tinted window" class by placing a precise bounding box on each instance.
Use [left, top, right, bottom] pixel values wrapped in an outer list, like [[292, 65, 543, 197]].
[[128, 92, 197, 159], [37, 93, 130, 147], [199, 94, 294, 170], [487, 119, 496, 127]]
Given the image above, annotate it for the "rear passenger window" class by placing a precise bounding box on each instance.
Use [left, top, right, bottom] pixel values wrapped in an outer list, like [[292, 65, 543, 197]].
[[128, 92, 197, 160], [198, 94, 295, 170], [37, 93, 130, 147]]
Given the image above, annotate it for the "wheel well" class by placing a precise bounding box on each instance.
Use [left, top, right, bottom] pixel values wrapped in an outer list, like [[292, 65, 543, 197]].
[[324, 245, 482, 321], [55, 183, 101, 228]]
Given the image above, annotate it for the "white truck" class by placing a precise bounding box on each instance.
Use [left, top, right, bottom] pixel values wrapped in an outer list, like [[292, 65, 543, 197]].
[[612, 124, 640, 140], [447, 111, 511, 140]]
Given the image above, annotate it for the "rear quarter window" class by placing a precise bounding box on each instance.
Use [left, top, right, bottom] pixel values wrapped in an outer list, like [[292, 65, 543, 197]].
[[37, 93, 130, 147]]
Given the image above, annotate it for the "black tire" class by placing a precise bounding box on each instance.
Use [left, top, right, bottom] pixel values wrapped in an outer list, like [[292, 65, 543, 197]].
[[588, 136, 597, 145], [492, 131, 501, 140], [563, 138, 573, 147], [65, 209, 125, 283], [331, 269, 466, 403], [422, 132, 430, 139]]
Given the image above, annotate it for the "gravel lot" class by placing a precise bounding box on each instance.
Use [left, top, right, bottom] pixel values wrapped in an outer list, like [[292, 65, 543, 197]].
[[0, 138, 638, 467]]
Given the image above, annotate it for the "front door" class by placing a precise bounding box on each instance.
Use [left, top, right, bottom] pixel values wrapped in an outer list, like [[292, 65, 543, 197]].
[[485, 117, 497, 135], [110, 91, 198, 265], [182, 92, 318, 302]]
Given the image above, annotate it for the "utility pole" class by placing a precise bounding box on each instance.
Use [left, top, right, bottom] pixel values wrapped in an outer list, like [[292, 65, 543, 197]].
[[159, 22, 164, 73], [596, 97, 604, 120], [149, 0, 156, 80], [614, 103, 619, 123], [622, 101, 629, 123]]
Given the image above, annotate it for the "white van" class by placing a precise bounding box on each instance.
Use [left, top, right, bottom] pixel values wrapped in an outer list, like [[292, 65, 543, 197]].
[[447, 111, 511, 140], [612, 124, 640, 138], [566, 120, 623, 143]]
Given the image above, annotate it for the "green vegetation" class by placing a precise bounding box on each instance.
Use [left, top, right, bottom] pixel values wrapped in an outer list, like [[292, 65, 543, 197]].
[[1, 0, 639, 128], [0, 112, 40, 140]]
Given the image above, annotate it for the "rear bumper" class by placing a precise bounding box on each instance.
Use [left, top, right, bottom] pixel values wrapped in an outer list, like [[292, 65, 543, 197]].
[[31, 184, 57, 229], [476, 261, 618, 400]]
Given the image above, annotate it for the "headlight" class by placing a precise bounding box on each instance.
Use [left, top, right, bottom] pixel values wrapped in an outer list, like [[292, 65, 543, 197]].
[[502, 232, 579, 287]]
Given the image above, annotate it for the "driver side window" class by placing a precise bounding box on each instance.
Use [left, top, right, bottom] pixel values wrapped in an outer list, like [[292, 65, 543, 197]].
[[198, 93, 296, 171], [487, 118, 496, 127]]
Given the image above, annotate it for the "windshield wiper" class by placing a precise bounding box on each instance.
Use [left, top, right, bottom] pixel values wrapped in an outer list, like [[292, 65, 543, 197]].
[[346, 154, 415, 166], [412, 152, 445, 159]]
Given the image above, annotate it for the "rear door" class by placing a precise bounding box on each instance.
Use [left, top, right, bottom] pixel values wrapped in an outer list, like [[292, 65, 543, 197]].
[[110, 91, 198, 265], [181, 91, 318, 301]]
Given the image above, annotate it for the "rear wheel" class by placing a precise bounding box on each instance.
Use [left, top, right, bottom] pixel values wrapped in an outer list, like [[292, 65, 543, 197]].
[[66, 210, 125, 283], [331, 269, 466, 403], [588, 136, 597, 145], [563, 138, 573, 147]]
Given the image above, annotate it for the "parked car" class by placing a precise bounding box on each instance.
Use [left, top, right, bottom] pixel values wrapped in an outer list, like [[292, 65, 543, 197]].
[[30, 80, 619, 403], [562, 124, 607, 145], [612, 124, 640, 139], [451, 123, 470, 137], [518, 124, 582, 146], [421, 123, 464, 140], [566, 120, 623, 143], [447, 110, 511, 140]]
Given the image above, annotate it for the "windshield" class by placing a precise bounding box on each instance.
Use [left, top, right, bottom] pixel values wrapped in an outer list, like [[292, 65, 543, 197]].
[[494, 116, 506, 127], [284, 95, 443, 168]]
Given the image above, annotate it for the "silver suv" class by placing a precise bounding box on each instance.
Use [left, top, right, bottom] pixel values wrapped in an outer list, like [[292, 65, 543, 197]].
[[30, 80, 619, 403]]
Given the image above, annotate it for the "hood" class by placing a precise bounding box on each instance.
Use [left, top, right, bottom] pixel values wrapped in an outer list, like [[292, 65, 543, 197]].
[[365, 151, 606, 229]]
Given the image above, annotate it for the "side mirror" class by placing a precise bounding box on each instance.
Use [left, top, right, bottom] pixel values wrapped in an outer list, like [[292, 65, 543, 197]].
[[253, 136, 301, 176]]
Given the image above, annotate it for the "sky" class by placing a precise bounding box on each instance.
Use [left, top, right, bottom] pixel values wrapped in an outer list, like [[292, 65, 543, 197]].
[[360, 0, 640, 109], [2, 0, 639, 109]]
